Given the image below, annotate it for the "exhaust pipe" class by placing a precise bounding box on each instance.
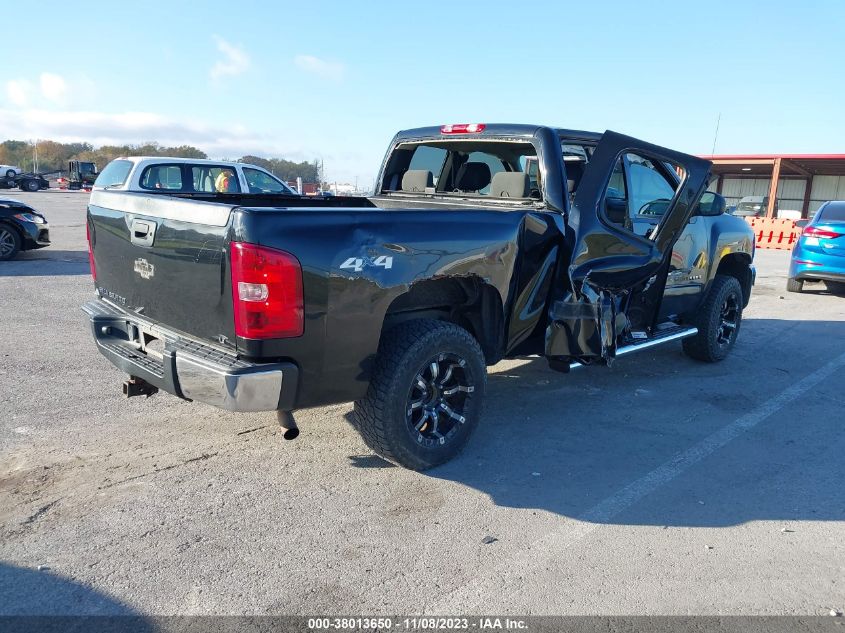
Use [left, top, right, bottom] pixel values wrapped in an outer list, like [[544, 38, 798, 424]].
[[276, 410, 299, 441]]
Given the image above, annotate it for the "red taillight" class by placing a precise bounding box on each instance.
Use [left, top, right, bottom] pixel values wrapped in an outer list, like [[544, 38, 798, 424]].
[[440, 123, 486, 134], [230, 242, 303, 339], [86, 222, 96, 281], [802, 226, 843, 239]]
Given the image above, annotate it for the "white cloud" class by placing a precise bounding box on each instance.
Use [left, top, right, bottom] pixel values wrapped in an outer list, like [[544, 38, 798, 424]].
[[39, 73, 68, 104], [210, 36, 251, 83], [5, 73, 79, 107], [293, 54, 345, 82], [0, 108, 310, 161], [5, 80, 32, 107]]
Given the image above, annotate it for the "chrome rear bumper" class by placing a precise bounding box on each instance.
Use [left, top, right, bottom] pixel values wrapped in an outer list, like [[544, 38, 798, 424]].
[[83, 299, 298, 412]]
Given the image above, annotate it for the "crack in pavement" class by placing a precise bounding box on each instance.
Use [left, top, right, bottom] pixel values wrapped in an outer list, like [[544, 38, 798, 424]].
[[22, 498, 61, 525], [97, 452, 219, 489]]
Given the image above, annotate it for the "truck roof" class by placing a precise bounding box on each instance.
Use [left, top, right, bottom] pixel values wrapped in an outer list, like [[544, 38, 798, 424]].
[[394, 124, 602, 143], [118, 157, 264, 168]]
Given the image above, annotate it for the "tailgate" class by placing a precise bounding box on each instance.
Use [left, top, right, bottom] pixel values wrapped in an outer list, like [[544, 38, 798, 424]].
[[88, 191, 236, 346]]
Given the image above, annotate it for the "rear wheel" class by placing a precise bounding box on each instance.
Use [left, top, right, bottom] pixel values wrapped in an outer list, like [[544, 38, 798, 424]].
[[824, 280, 845, 294], [786, 277, 804, 293], [353, 319, 486, 470], [0, 225, 21, 261], [683, 275, 744, 362], [5, 169, 15, 178], [22, 179, 39, 192]]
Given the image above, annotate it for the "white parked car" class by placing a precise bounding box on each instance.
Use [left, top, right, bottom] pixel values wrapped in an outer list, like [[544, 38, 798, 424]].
[[1, 165, 22, 179], [777, 209, 802, 221], [91, 157, 298, 195]]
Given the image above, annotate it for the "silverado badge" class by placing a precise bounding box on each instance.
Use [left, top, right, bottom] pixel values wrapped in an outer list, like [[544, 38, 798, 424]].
[[134, 258, 155, 280]]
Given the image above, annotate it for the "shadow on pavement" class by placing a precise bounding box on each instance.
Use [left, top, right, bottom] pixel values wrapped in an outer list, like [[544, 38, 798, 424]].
[[797, 279, 845, 296], [347, 454, 395, 469], [0, 251, 91, 277], [352, 318, 845, 527], [0, 562, 149, 621]]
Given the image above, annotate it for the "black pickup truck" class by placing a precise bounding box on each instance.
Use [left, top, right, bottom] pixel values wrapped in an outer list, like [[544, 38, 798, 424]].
[[83, 124, 755, 470]]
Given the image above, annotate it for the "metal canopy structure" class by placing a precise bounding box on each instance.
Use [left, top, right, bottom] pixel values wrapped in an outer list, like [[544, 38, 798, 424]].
[[701, 154, 845, 218]]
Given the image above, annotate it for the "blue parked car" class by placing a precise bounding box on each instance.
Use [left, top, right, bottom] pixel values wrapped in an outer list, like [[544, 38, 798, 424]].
[[787, 201, 845, 293]]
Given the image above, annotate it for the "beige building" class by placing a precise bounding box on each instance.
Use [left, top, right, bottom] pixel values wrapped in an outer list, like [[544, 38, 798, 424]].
[[704, 154, 845, 219]]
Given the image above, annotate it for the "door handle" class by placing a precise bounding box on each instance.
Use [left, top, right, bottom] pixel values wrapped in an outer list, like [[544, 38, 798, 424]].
[[130, 219, 156, 247]]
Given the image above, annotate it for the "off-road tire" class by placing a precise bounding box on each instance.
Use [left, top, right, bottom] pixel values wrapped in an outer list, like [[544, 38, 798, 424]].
[[786, 277, 804, 293], [0, 224, 22, 261], [683, 275, 744, 362], [353, 319, 486, 470]]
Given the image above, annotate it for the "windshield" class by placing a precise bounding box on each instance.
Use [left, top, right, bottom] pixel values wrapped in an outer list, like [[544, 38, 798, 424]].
[[243, 167, 294, 194], [735, 198, 766, 216], [94, 159, 132, 188], [381, 140, 540, 201]]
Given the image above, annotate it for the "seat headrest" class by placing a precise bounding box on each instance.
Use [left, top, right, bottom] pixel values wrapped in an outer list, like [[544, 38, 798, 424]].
[[401, 170, 434, 192], [455, 162, 491, 192], [489, 172, 530, 198]]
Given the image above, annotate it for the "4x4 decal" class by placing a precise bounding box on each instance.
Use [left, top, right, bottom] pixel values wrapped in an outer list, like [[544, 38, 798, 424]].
[[339, 255, 393, 273]]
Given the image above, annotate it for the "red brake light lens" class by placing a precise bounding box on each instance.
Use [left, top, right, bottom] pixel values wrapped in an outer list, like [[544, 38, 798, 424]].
[[230, 242, 303, 339], [440, 123, 486, 134], [802, 226, 843, 239], [86, 222, 96, 281]]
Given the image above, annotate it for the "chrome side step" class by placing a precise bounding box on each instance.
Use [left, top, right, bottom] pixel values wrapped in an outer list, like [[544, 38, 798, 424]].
[[569, 326, 697, 370], [616, 326, 698, 357]]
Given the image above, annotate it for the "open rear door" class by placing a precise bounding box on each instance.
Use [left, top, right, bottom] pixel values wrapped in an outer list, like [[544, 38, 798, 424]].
[[545, 131, 712, 364]]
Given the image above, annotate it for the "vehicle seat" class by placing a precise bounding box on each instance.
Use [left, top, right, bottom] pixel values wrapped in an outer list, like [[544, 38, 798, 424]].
[[401, 170, 434, 192], [565, 160, 585, 193], [454, 162, 491, 193], [489, 172, 529, 198]]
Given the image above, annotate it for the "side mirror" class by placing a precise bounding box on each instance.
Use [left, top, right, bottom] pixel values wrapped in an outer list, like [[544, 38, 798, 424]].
[[695, 192, 726, 216], [795, 219, 809, 229]]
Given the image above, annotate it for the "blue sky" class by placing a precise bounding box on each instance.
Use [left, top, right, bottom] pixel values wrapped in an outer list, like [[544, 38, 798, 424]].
[[1, 0, 844, 183]]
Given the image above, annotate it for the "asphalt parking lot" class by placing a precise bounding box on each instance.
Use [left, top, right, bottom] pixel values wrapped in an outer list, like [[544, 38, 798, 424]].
[[1, 191, 844, 617]]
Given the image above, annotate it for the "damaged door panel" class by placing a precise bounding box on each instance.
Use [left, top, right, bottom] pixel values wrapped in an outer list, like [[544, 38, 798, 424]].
[[545, 131, 712, 363]]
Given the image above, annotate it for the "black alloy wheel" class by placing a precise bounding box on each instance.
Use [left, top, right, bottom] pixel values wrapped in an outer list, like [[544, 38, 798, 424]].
[[406, 352, 474, 448]]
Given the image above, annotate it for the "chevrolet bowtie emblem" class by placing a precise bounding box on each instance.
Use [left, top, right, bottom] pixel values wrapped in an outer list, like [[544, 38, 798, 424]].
[[134, 258, 155, 280]]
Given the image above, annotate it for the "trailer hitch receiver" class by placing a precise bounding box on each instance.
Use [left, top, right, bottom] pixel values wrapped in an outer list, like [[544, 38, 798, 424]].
[[123, 376, 159, 398]]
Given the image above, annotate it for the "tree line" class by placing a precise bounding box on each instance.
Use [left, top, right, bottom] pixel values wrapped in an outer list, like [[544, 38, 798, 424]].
[[0, 139, 321, 182]]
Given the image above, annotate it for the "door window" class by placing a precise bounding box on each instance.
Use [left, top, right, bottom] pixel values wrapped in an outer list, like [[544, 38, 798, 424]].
[[140, 164, 183, 190], [191, 166, 241, 193], [601, 153, 682, 237], [604, 158, 628, 226], [627, 155, 677, 219]]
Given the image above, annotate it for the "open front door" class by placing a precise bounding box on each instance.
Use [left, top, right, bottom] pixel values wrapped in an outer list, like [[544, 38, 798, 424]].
[[545, 131, 712, 364]]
